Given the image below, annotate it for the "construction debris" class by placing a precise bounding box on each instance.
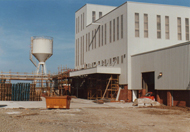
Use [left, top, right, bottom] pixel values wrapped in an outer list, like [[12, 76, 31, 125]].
[[133, 98, 161, 107]]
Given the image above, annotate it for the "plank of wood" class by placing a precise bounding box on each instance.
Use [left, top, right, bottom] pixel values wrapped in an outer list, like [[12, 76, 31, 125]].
[[102, 77, 111, 99]]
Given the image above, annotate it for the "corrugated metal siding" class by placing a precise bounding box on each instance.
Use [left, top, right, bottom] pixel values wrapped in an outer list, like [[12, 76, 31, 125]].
[[131, 44, 190, 90]]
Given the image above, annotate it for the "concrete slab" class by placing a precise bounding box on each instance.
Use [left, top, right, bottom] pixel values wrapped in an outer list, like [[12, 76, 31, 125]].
[[0, 97, 46, 109], [0, 97, 134, 109]]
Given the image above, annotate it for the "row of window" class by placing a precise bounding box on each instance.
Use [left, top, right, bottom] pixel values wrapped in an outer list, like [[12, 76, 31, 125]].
[[135, 13, 190, 40], [85, 54, 126, 68], [75, 37, 84, 66], [76, 11, 103, 34], [84, 14, 124, 52], [76, 13, 85, 34], [92, 11, 102, 22], [75, 33, 126, 67]]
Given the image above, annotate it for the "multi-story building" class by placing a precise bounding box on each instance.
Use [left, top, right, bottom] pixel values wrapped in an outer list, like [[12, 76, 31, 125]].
[[70, 1, 190, 107]]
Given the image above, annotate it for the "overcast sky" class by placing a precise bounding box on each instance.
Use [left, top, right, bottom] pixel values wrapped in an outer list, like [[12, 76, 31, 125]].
[[0, 0, 189, 74]]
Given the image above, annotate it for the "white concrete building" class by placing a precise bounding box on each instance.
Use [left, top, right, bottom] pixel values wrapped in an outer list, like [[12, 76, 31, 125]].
[[71, 1, 190, 104]]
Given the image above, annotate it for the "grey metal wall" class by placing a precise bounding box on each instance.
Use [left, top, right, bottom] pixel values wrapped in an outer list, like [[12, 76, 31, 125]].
[[131, 43, 190, 90]]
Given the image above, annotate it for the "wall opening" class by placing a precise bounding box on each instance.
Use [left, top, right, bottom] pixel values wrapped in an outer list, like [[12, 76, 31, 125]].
[[142, 72, 155, 94]]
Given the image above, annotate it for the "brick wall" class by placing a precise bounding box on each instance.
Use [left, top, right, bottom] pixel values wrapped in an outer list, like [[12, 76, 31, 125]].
[[173, 90, 190, 107], [156, 90, 167, 105], [119, 85, 132, 102], [156, 90, 190, 107]]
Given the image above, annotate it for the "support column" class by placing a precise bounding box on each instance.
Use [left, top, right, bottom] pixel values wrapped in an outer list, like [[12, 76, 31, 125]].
[[156, 90, 161, 103], [142, 89, 146, 96], [167, 90, 172, 106]]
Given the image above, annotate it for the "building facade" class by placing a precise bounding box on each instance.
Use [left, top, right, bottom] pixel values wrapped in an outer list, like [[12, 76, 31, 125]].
[[72, 1, 190, 106]]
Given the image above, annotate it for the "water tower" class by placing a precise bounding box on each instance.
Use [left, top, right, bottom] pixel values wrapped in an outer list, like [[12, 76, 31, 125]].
[[30, 36, 53, 75]]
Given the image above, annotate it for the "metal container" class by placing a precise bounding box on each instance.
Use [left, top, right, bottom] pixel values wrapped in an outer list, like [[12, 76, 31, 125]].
[[45, 96, 71, 109]]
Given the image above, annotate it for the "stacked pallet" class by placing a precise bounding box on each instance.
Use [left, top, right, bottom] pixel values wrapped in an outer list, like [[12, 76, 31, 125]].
[[30, 84, 42, 101], [0, 82, 42, 101], [12, 83, 30, 101], [0, 79, 5, 100], [0, 83, 5, 101], [0, 79, 12, 101], [5, 84, 12, 101], [35, 91, 42, 101], [30, 84, 36, 101]]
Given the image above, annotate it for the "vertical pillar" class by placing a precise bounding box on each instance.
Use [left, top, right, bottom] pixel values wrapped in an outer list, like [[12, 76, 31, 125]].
[[156, 90, 160, 103], [167, 90, 172, 106], [132, 90, 137, 102], [127, 89, 132, 102], [142, 89, 146, 96]]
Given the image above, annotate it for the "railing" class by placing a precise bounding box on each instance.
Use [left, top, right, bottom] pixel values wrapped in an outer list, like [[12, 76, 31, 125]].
[[0, 71, 56, 80]]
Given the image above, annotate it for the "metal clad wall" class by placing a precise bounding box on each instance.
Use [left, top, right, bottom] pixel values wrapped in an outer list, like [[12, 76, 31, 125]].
[[131, 44, 190, 90]]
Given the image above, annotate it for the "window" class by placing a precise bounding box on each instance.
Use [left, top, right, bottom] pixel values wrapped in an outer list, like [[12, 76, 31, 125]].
[[78, 16, 79, 33], [102, 25, 103, 46], [81, 14, 82, 31], [117, 56, 119, 64], [77, 38, 79, 66], [105, 24, 106, 45], [92, 11, 96, 22], [144, 14, 148, 38], [135, 13, 139, 37], [94, 29, 96, 49], [86, 34, 87, 52], [76, 18, 77, 34], [157, 15, 161, 39], [88, 32, 90, 51], [165, 16, 169, 39], [105, 59, 107, 66], [121, 55, 123, 64], [99, 26, 100, 47], [185, 18, 189, 41], [117, 17, 119, 40], [80, 37, 82, 65], [83, 13, 84, 29], [113, 19, 115, 41], [99, 12, 102, 18], [110, 58, 112, 65], [113, 57, 116, 63], [83, 36, 84, 64], [102, 60, 104, 66], [177, 17, 182, 40], [121, 15, 123, 39], [93, 62, 96, 67], [98, 61, 100, 65], [92, 30, 94, 49], [75, 39, 77, 66], [110, 21, 112, 43]]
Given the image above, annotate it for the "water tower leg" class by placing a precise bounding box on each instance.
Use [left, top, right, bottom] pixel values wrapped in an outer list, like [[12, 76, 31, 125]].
[[36, 63, 40, 75], [44, 63, 47, 75]]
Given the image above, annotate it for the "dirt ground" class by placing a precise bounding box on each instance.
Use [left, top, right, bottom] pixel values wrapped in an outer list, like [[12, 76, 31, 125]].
[[0, 101, 190, 132]]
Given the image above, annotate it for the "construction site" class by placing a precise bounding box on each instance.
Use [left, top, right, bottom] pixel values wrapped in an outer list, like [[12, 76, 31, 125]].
[[1, 0, 190, 131], [0, 36, 124, 103]]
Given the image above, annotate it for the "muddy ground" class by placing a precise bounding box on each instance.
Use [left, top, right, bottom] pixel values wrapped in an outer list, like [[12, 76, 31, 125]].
[[0, 104, 190, 132]]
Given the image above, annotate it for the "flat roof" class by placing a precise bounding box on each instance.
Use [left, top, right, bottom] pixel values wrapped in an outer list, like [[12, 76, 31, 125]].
[[70, 66, 121, 77]]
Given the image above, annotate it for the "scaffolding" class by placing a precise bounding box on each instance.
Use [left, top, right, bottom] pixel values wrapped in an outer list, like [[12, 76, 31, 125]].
[[0, 71, 53, 101], [51, 66, 75, 96], [75, 74, 119, 100]]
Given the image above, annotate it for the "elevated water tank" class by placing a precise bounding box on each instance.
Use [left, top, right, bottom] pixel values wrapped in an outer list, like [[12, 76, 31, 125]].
[[32, 36, 53, 62], [30, 36, 53, 75]]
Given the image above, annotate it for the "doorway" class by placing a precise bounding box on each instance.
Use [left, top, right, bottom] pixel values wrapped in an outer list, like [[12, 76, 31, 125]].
[[142, 72, 155, 93]]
